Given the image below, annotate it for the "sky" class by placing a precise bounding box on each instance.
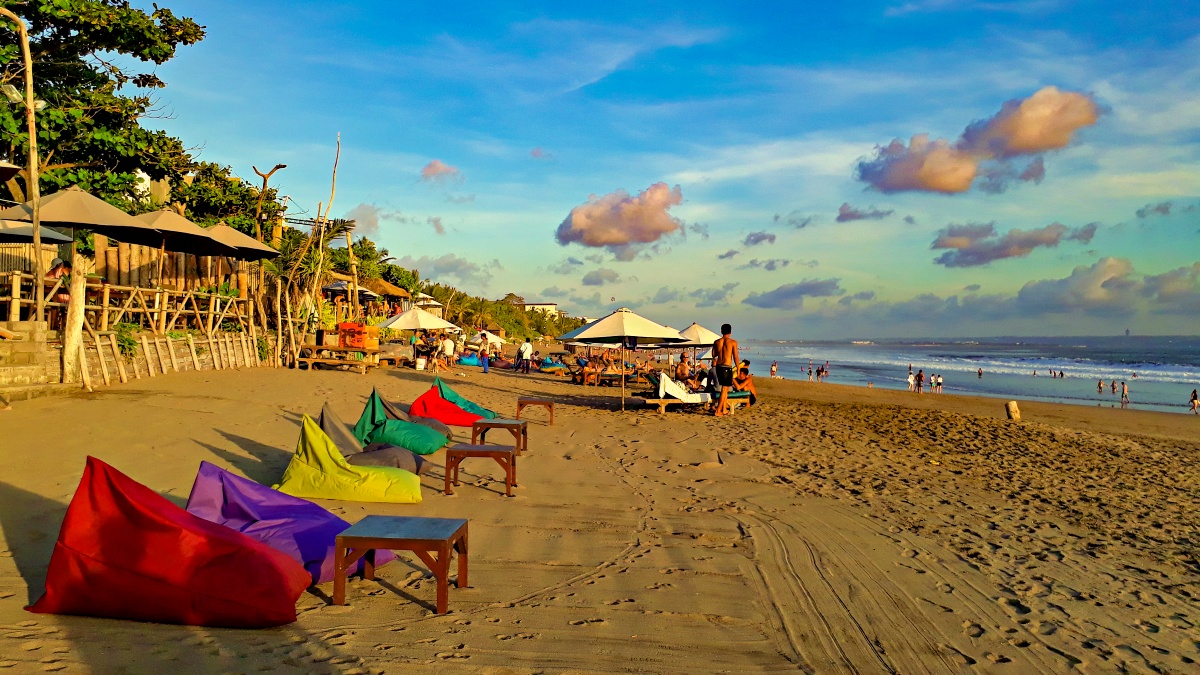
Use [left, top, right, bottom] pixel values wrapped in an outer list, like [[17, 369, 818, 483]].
[[140, 0, 1200, 338]]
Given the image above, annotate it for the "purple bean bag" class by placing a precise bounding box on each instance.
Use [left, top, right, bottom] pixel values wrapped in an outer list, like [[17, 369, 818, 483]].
[[185, 461, 395, 585]]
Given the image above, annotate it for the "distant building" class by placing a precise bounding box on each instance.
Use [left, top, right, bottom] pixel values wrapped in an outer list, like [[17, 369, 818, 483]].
[[522, 302, 560, 318], [414, 292, 444, 319], [485, 322, 506, 339]]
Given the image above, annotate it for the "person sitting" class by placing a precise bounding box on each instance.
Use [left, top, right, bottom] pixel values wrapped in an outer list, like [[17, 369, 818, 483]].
[[733, 364, 758, 406], [688, 362, 710, 393], [674, 355, 691, 383]]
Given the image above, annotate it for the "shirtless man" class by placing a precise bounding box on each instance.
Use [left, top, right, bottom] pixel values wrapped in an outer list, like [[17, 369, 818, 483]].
[[712, 323, 739, 416], [674, 354, 691, 383]]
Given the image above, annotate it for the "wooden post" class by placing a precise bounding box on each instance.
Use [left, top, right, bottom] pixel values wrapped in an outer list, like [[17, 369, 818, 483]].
[[129, 244, 142, 289], [206, 294, 216, 335], [207, 333, 221, 370], [109, 335, 128, 384], [99, 284, 111, 331], [229, 335, 241, 368], [1005, 401, 1021, 421], [166, 336, 180, 372], [157, 290, 168, 333], [140, 335, 156, 377], [130, 347, 142, 379], [274, 283, 283, 367], [104, 247, 118, 285], [94, 340, 111, 386], [174, 252, 185, 291], [117, 242, 131, 286], [94, 234, 109, 281], [9, 270, 19, 320], [186, 334, 201, 371], [155, 338, 171, 373], [78, 342, 93, 393]]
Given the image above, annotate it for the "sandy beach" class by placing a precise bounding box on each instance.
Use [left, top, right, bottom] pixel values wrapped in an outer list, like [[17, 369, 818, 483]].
[[1, 366, 1198, 673]]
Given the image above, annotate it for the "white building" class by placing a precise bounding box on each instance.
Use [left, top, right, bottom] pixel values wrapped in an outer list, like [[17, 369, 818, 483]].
[[522, 302, 560, 318]]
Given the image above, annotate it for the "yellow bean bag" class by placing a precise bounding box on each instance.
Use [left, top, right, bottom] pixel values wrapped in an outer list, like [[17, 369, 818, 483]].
[[274, 415, 422, 504]]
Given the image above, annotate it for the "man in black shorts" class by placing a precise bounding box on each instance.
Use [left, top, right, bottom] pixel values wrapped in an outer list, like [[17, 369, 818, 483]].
[[712, 323, 739, 416]]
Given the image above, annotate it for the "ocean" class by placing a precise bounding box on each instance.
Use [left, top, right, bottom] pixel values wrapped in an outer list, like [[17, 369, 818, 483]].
[[731, 336, 1200, 414]]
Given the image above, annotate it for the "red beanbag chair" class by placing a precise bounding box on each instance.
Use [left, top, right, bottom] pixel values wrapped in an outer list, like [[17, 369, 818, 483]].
[[28, 457, 310, 628], [408, 386, 483, 427]]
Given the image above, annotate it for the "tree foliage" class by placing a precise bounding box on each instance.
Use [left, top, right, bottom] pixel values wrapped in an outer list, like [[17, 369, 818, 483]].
[[1, 0, 205, 204]]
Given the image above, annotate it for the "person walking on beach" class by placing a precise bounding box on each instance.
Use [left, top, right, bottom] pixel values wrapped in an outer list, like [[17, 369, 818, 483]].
[[907, 372, 915, 392], [808, 366, 814, 382], [916, 369, 925, 393], [1121, 381, 1130, 408], [517, 338, 533, 374], [480, 344, 490, 374], [1190, 389, 1198, 414], [712, 324, 739, 417]]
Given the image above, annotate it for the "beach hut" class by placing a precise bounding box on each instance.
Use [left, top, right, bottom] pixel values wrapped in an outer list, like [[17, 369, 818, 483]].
[[557, 307, 684, 410]]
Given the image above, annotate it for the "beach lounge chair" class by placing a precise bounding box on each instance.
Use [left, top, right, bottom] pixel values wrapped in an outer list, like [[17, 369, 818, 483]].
[[186, 461, 396, 585], [641, 374, 712, 413], [275, 415, 423, 504], [30, 457, 310, 628]]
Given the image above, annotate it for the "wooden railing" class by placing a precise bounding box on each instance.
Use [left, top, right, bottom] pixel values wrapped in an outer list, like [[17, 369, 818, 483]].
[[2, 271, 254, 337]]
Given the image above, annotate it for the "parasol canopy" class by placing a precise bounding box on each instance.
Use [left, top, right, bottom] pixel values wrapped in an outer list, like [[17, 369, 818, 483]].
[[0, 185, 166, 247], [0, 160, 19, 183], [0, 219, 72, 244], [556, 307, 685, 346], [469, 330, 505, 347], [134, 210, 236, 257], [676, 322, 722, 347], [377, 306, 461, 332], [322, 280, 379, 299], [205, 223, 280, 261]]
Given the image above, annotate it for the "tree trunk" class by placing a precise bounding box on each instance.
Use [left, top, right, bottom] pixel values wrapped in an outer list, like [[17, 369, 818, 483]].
[[60, 237, 87, 383]]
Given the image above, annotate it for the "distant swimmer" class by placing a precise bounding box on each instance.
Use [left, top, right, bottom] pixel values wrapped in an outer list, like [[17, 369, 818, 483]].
[[1098, 379, 1104, 394], [978, 368, 983, 378], [1112, 380, 1117, 394], [1121, 382, 1130, 408], [1191, 389, 1198, 414]]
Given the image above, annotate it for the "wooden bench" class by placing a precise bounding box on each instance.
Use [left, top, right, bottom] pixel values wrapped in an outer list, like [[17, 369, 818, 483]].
[[515, 397, 554, 425], [333, 515, 468, 615], [472, 418, 529, 455], [297, 356, 369, 374], [444, 444, 518, 497]]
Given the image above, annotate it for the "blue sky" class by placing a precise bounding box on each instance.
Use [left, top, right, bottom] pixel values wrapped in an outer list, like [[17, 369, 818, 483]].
[[143, 0, 1200, 338]]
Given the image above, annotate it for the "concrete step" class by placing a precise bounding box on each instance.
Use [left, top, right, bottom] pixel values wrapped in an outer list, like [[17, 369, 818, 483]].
[[0, 364, 49, 386], [0, 382, 82, 403]]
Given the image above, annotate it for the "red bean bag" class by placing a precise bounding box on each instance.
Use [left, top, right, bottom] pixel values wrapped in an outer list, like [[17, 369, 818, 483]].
[[408, 386, 483, 427], [27, 457, 311, 628]]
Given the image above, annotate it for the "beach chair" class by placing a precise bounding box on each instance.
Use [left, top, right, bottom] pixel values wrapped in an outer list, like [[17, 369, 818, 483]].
[[641, 374, 712, 414]]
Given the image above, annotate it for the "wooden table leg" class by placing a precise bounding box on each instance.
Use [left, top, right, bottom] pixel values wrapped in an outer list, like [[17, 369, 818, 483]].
[[456, 530, 468, 589], [435, 545, 451, 614], [333, 543, 348, 605], [364, 549, 375, 581], [444, 454, 457, 495]]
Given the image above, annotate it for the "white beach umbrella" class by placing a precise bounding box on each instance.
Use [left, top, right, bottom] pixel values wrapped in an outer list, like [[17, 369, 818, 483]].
[[556, 307, 685, 410], [676, 322, 721, 347], [377, 306, 461, 332], [469, 330, 505, 346]]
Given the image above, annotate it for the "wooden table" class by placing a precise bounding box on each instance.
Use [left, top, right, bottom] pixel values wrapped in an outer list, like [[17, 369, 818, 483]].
[[444, 444, 518, 497], [471, 418, 528, 455], [298, 344, 379, 375], [515, 397, 554, 425], [334, 515, 468, 614]]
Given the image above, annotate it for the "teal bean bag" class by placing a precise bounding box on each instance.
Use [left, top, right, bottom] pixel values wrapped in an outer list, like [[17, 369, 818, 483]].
[[355, 390, 449, 455], [433, 376, 497, 419]]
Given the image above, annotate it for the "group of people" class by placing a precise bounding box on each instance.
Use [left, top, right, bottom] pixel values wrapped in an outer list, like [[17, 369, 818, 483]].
[[410, 330, 458, 372], [906, 367, 943, 393], [1097, 379, 1131, 407]]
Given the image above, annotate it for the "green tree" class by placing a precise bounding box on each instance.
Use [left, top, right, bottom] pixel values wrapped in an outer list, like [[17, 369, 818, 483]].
[[170, 162, 284, 233], [1, 0, 205, 205]]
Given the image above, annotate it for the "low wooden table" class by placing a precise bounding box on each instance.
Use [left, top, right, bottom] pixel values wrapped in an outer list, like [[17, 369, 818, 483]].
[[472, 418, 529, 454], [333, 515, 468, 614], [444, 444, 518, 497], [515, 397, 554, 425]]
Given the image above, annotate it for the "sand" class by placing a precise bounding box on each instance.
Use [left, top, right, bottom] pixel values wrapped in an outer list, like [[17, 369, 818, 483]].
[[1, 366, 1198, 673]]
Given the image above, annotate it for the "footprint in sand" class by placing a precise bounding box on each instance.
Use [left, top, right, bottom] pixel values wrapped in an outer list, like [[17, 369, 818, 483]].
[[569, 618, 606, 626], [963, 622, 985, 638]]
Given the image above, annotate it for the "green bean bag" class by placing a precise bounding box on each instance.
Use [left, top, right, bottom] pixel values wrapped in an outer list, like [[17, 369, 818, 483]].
[[433, 376, 497, 419], [274, 415, 422, 504], [354, 390, 449, 455]]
